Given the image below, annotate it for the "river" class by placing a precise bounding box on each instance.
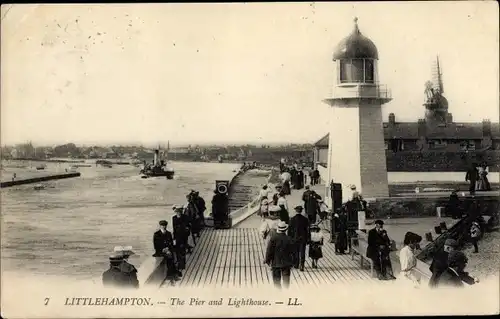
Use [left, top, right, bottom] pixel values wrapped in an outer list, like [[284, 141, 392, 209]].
[[1, 161, 241, 282]]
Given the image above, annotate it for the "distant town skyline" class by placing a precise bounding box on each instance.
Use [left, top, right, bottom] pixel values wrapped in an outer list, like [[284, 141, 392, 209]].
[[1, 2, 499, 146]]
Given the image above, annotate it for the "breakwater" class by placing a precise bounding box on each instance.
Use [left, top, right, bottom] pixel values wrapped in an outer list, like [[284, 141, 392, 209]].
[[0, 172, 81, 188]]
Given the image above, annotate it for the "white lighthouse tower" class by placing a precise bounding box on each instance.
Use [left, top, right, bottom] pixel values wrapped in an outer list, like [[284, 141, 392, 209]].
[[323, 17, 392, 200]]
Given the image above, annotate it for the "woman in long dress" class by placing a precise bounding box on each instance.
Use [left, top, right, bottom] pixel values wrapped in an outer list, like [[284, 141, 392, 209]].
[[476, 162, 491, 191], [308, 224, 324, 268]]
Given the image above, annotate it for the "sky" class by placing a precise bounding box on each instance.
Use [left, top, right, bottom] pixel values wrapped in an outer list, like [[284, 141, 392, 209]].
[[1, 2, 499, 146]]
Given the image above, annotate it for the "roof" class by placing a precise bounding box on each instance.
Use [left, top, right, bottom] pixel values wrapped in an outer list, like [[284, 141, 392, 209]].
[[332, 17, 379, 60], [314, 122, 500, 145], [313, 133, 330, 147]]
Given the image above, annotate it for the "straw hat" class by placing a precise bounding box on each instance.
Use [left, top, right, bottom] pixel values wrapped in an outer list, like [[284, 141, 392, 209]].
[[277, 221, 288, 233]]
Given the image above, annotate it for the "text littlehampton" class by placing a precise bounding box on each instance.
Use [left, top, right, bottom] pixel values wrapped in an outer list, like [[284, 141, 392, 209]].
[[64, 297, 152, 306]]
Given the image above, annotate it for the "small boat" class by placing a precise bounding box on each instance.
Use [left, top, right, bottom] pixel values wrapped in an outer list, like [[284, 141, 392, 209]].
[[36, 164, 47, 170], [34, 183, 46, 190]]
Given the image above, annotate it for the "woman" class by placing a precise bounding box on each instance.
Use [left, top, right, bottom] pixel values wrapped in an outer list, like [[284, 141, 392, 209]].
[[309, 224, 324, 268], [398, 232, 422, 285], [476, 162, 491, 191]]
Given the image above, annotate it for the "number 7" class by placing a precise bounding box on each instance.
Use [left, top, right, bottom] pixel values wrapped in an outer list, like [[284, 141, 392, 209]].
[[44, 298, 50, 306]]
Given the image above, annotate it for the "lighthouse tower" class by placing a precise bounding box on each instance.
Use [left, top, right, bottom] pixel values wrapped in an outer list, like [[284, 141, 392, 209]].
[[323, 18, 392, 200]]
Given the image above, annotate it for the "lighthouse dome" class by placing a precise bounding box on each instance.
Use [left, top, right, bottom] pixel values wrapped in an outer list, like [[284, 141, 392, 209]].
[[333, 18, 379, 60]]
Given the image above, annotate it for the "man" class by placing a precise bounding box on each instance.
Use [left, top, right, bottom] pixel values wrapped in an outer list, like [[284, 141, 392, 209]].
[[184, 193, 199, 244], [264, 221, 295, 289], [212, 190, 228, 229], [102, 253, 139, 289], [465, 163, 479, 195], [447, 190, 461, 219], [366, 220, 389, 280], [436, 251, 471, 288], [192, 191, 206, 233], [288, 206, 310, 271], [305, 190, 320, 224], [172, 206, 191, 270], [153, 220, 181, 281], [302, 186, 312, 209], [428, 238, 458, 288]]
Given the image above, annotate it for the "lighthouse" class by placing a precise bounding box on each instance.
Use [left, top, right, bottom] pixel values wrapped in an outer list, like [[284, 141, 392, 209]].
[[323, 18, 392, 200]]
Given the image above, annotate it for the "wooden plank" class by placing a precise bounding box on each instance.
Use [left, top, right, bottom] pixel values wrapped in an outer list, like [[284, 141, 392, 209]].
[[183, 229, 214, 287], [177, 229, 211, 287], [193, 231, 219, 287], [233, 229, 240, 287], [225, 230, 234, 287], [321, 244, 348, 284], [199, 230, 220, 287], [252, 229, 267, 285], [247, 229, 257, 287], [215, 231, 230, 287]]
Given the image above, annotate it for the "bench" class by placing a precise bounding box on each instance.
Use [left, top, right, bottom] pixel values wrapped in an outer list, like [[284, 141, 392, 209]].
[[350, 236, 375, 278]]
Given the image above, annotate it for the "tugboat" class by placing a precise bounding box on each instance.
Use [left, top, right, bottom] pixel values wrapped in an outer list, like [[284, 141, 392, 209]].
[[140, 147, 174, 179]]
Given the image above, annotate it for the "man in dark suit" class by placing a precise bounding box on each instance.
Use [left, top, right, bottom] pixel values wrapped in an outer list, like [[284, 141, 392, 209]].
[[172, 207, 191, 270], [465, 163, 479, 195], [428, 238, 458, 288], [436, 251, 470, 288], [264, 221, 295, 289], [288, 206, 310, 271], [366, 220, 388, 280], [153, 220, 181, 281]]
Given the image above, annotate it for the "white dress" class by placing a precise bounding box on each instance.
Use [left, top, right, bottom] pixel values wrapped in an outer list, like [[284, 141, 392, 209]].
[[398, 245, 419, 285]]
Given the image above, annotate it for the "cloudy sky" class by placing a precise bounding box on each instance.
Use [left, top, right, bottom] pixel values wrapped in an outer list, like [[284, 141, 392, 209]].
[[1, 2, 498, 146]]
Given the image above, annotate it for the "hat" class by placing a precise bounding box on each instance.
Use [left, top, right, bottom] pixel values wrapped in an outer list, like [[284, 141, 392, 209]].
[[294, 206, 303, 212], [448, 250, 468, 266], [305, 185, 310, 190], [350, 185, 357, 190], [114, 246, 135, 257], [159, 220, 168, 226], [374, 219, 384, 226], [109, 253, 124, 263], [444, 238, 458, 247], [277, 221, 288, 233]]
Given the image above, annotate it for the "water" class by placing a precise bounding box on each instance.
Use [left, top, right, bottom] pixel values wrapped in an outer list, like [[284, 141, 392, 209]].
[[0, 161, 240, 281]]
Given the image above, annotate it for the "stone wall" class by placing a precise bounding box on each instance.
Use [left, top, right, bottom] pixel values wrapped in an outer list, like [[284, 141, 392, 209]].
[[367, 195, 499, 219]]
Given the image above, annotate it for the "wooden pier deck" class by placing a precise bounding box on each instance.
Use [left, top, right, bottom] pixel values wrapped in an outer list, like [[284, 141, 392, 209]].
[[170, 227, 374, 288], [164, 183, 375, 288]]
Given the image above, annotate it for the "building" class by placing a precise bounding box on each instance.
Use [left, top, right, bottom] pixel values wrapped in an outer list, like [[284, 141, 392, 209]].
[[314, 43, 500, 173]]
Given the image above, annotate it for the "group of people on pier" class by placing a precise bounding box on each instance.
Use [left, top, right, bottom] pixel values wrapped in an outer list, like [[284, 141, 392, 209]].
[[102, 190, 207, 288], [153, 190, 207, 284]]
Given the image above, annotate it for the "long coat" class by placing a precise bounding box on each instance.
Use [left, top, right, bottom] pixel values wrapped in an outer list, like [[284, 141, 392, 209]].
[[288, 214, 310, 243], [265, 232, 295, 268], [366, 228, 386, 260], [153, 230, 174, 257], [173, 214, 191, 243], [428, 250, 449, 287]]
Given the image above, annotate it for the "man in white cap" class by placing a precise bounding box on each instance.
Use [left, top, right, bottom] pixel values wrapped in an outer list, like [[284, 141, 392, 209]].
[[264, 221, 295, 289]]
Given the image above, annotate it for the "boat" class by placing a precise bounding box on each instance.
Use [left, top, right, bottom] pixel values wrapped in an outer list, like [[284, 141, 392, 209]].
[[35, 164, 47, 170], [139, 144, 175, 179], [96, 160, 113, 168]]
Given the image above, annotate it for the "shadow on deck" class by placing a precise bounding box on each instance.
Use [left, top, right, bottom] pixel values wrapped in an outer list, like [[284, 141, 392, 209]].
[[166, 228, 375, 288]]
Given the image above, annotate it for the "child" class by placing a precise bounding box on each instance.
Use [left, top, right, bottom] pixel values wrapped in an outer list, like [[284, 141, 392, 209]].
[[260, 198, 269, 218], [309, 224, 324, 268], [470, 221, 481, 253]]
